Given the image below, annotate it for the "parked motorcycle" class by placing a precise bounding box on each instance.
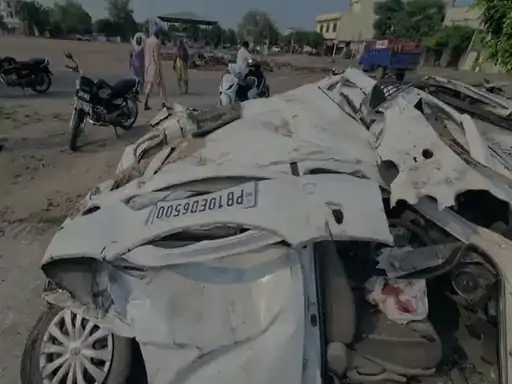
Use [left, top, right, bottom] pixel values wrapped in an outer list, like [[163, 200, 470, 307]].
[[219, 59, 270, 106], [0, 56, 53, 94], [64, 51, 140, 151]]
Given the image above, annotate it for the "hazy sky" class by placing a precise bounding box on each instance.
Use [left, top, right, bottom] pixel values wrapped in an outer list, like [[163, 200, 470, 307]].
[[35, 0, 355, 29], [37, 0, 474, 30]]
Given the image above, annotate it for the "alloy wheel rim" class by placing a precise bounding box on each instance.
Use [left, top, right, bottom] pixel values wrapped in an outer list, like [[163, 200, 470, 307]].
[[39, 309, 113, 384]]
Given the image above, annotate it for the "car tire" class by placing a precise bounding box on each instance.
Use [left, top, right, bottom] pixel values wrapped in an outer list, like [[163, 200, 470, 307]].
[[20, 306, 132, 384]]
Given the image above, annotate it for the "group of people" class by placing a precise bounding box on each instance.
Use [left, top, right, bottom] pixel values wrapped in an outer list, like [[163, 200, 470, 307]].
[[129, 28, 255, 110], [129, 28, 190, 111]]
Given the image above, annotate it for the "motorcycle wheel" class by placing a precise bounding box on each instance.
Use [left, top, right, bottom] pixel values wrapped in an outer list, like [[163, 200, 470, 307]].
[[30, 72, 52, 94], [262, 85, 270, 98], [69, 107, 86, 151], [118, 98, 138, 131], [20, 306, 132, 384]]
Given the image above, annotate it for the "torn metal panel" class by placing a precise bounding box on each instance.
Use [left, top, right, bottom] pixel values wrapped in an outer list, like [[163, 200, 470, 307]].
[[46, 245, 318, 384], [110, 76, 381, 203], [374, 88, 512, 209], [122, 229, 282, 267], [421, 76, 512, 117], [123, 245, 306, 384], [42, 174, 392, 265]]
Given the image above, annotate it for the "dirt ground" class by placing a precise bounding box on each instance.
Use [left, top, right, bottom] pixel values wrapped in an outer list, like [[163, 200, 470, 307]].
[[0, 37, 510, 383], [0, 37, 327, 383]]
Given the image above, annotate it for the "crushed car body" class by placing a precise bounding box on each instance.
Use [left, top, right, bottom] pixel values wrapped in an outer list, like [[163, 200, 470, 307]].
[[35, 67, 512, 384]]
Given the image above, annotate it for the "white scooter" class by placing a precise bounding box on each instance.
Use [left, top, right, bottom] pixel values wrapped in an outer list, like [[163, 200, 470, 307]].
[[218, 60, 270, 106]]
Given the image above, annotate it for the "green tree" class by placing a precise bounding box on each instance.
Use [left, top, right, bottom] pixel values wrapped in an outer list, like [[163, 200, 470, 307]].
[[105, 0, 137, 40], [282, 30, 324, 48], [138, 21, 149, 35], [225, 28, 238, 46], [0, 14, 8, 32], [402, 0, 446, 40], [207, 24, 223, 48], [425, 25, 475, 54], [52, 0, 92, 35], [183, 24, 200, 42], [373, 0, 445, 40], [374, 0, 406, 37], [475, 0, 512, 71], [15, 1, 52, 35], [238, 9, 280, 45], [93, 17, 116, 35]]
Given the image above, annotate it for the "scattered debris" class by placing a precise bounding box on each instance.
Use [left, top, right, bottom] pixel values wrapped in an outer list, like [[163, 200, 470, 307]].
[[366, 277, 429, 324]]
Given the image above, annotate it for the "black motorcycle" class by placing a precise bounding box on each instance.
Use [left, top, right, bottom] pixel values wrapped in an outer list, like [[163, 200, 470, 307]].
[[0, 56, 53, 94], [243, 60, 270, 100], [64, 51, 140, 151]]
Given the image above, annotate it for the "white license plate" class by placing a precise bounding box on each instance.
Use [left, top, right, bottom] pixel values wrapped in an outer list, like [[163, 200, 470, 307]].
[[146, 182, 257, 225]]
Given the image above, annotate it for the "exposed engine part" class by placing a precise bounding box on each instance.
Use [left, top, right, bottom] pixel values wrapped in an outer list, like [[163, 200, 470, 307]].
[[451, 263, 496, 304]]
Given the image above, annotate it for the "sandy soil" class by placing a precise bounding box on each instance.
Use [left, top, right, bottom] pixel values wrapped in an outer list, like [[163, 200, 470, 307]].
[[0, 36, 130, 73]]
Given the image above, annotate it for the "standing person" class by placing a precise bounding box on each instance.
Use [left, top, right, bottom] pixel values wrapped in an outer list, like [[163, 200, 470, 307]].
[[174, 39, 190, 94], [236, 41, 252, 74], [142, 28, 168, 110], [129, 32, 146, 92], [234, 41, 253, 102]]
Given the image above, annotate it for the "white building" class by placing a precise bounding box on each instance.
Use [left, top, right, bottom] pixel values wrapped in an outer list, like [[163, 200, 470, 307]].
[[316, 0, 376, 43], [443, 4, 482, 29], [0, 0, 22, 34]]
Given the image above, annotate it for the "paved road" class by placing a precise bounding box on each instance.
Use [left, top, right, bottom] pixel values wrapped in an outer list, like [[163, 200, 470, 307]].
[[0, 68, 324, 107]]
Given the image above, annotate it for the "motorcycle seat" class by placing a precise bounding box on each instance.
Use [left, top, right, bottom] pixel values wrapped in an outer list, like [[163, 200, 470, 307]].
[[111, 78, 139, 98], [18, 58, 48, 67]]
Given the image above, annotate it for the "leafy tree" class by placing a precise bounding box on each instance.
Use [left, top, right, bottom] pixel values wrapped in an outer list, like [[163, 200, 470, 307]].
[[183, 24, 200, 42], [374, 0, 406, 37], [282, 30, 324, 48], [402, 0, 445, 40], [138, 21, 149, 35], [16, 1, 52, 35], [373, 0, 445, 40], [105, 0, 137, 40], [225, 28, 238, 46], [474, 0, 512, 71], [0, 14, 8, 32], [208, 24, 223, 48], [93, 17, 117, 35], [238, 9, 280, 45], [52, 0, 92, 35], [425, 25, 475, 54]]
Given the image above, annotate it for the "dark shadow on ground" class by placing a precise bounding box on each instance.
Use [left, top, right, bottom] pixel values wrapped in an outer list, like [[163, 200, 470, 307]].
[[0, 89, 74, 100], [71, 123, 151, 153]]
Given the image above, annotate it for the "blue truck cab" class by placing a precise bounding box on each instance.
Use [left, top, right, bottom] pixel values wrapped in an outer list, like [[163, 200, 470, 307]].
[[358, 38, 422, 81]]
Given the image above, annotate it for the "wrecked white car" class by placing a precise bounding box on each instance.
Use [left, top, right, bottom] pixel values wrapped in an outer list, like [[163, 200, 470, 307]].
[[22, 68, 512, 384]]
